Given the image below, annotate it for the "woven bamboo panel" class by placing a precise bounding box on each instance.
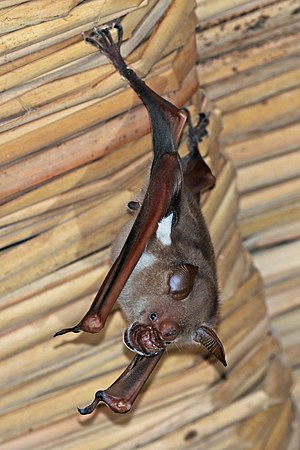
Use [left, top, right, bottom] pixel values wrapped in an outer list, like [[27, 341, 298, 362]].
[[0, 1, 294, 449], [196, 0, 300, 446]]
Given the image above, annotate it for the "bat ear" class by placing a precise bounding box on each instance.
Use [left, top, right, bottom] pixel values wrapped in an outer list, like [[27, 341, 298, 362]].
[[168, 264, 198, 300], [192, 325, 227, 366]]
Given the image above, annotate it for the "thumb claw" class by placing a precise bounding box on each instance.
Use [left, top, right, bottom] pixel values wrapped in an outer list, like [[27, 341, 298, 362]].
[[77, 392, 103, 415], [53, 325, 81, 337]]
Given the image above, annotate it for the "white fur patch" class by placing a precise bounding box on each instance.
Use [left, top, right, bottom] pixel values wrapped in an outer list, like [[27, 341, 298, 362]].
[[134, 252, 157, 273], [156, 213, 173, 246]]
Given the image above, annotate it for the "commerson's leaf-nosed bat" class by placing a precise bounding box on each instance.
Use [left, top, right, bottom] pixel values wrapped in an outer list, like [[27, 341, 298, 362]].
[[54, 20, 226, 415]]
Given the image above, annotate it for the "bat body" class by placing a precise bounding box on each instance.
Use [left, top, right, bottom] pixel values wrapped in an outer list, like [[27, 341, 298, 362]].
[[54, 21, 226, 414], [112, 178, 219, 353]]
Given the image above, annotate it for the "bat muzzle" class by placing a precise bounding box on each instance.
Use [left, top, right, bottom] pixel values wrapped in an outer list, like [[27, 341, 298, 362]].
[[124, 322, 166, 357], [124, 320, 181, 357]]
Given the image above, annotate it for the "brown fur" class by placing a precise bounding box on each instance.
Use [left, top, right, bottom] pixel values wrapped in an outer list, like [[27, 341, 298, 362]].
[[112, 182, 219, 347]]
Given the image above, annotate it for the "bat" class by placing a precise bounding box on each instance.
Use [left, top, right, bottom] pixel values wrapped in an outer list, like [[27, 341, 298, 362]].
[[54, 20, 226, 415]]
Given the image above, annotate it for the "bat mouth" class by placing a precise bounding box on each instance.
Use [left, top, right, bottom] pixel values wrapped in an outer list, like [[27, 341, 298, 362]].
[[123, 322, 166, 357]]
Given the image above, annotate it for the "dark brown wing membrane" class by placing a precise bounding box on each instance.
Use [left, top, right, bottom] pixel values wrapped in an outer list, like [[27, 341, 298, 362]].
[[78, 352, 163, 414], [54, 21, 186, 338], [54, 153, 183, 336]]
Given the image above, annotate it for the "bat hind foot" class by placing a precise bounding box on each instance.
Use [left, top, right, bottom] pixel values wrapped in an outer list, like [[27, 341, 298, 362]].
[[83, 20, 124, 65], [182, 109, 215, 194], [186, 111, 209, 150]]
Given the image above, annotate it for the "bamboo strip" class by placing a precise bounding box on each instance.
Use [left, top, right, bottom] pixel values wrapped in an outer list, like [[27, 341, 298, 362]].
[[216, 65, 300, 113], [0, 211, 127, 297], [239, 199, 300, 237], [0, 256, 108, 331], [153, 356, 292, 450], [208, 177, 238, 251], [196, 1, 297, 446], [0, 0, 93, 35], [0, 196, 105, 249], [0, 1, 172, 113], [0, 137, 152, 224], [240, 177, 300, 216], [197, 0, 300, 60], [0, 9, 195, 95], [237, 148, 300, 194], [0, 128, 152, 219], [0, 0, 193, 123], [253, 239, 300, 285], [224, 120, 300, 167], [245, 218, 300, 252], [129, 392, 270, 450], [196, 0, 277, 25], [222, 269, 261, 318], [217, 226, 244, 291], [202, 159, 235, 224], [266, 273, 300, 317], [0, 69, 197, 205], [199, 32, 300, 87], [221, 85, 300, 140], [205, 52, 300, 104], [263, 398, 293, 450], [0, 0, 144, 58]]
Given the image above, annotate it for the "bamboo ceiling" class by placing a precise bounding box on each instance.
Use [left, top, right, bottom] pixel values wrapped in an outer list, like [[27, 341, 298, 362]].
[[0, 1, 298, 449]]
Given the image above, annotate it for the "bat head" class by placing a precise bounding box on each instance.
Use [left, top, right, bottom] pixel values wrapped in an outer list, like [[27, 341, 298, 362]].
[[123, 262, 197, 356], [119, 237, 226, 365]]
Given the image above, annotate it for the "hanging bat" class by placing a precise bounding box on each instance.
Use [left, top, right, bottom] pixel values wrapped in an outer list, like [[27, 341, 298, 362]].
[[54, 20, 226, 415]]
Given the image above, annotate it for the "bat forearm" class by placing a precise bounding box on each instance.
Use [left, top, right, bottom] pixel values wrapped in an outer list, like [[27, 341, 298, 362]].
[[78, 352, 163, 414]]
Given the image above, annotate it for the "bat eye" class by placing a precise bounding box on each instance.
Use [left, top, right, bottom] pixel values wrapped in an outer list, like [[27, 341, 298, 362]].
[[149, 312, 157, 321], [168, 264, 198, 300]]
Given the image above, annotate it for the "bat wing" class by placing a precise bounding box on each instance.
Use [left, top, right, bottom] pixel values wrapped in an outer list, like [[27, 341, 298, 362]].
[[54, 152, 183, 336], [78, 352, 163, 414]]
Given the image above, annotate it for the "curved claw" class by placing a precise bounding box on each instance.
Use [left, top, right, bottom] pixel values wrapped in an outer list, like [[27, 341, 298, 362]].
[[53, 325, 81, 337], [115, 21, 123, 48], [84, 36, 102, 49], [77, 392, 104, 415], [101, 27, 113, 45], [83, 20, 123, 56]]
